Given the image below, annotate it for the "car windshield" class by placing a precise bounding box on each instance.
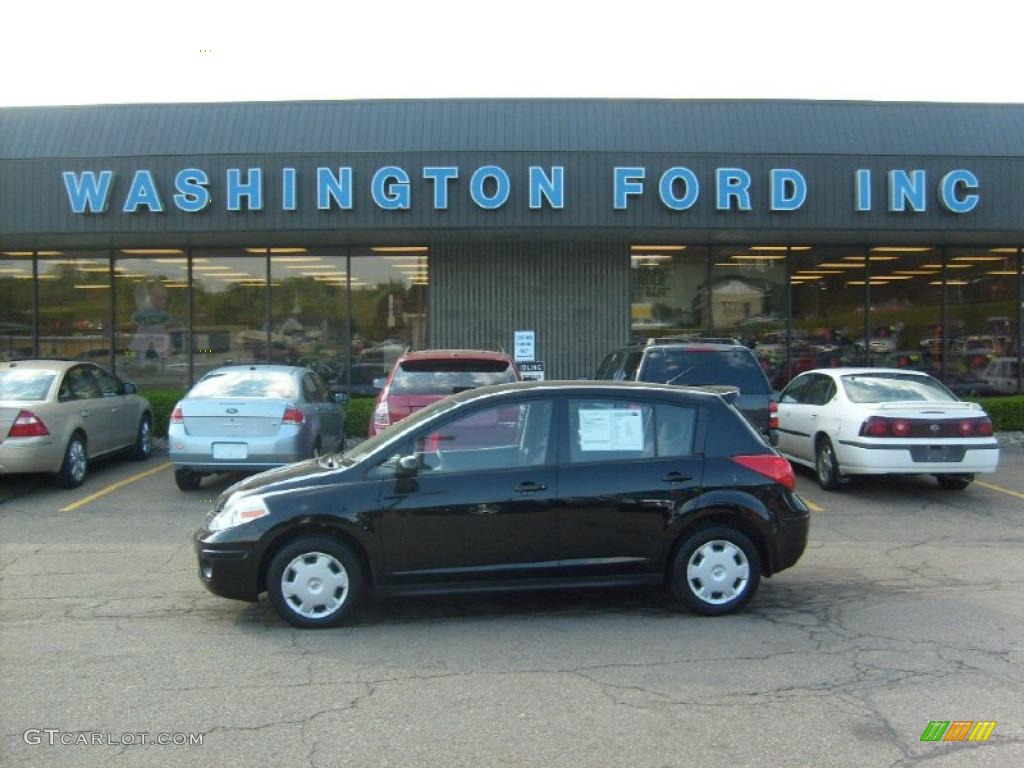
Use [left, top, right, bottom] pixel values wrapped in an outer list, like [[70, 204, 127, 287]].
[[639, 349, 771, 394], [339, 394, 466, 464], [390, 359, 515, 395], [841, 373, 957, 403], [188, 371, 297, 399], [0, 370, 56, 401]]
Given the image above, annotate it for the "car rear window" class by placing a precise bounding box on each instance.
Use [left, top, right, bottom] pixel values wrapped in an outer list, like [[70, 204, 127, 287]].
[[390, 359, 516, 395], [638, 348, 771, 394], [188, 371, 297, 399], [0, 370, 56, 401], [841, 373, 957, 403]]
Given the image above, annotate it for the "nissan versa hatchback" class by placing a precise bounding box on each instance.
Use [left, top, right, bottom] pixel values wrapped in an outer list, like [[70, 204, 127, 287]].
[[194, 381, 809, 628]]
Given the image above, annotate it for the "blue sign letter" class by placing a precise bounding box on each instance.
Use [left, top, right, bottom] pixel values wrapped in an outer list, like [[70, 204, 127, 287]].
[[63, 170, 114, 214], [614, 167, 645, 210], [716, 168, 752, 211], [529, 166, 565, 209], [470, 166, 511, 210], [316, 167, 353, 210], [372, 166, 411, 210], [939, 169, 979, 214], [282, 168, 297, 211], [855, 169, 872, 212], [173, 168, 210, 212], [658, 167, 699, 211], [888, 170, 927, 212], [123, 170, 164, 213], [770, 169, 806, 211], [423, 167, 459, 209], [227, 168, 263, 211]]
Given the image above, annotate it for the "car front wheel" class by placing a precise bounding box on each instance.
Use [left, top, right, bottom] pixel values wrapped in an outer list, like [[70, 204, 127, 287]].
[[671, 526, 761, 616], [815, 437, 843, 491], [936, 474, 973, 491], [267, 536, 364, 628]]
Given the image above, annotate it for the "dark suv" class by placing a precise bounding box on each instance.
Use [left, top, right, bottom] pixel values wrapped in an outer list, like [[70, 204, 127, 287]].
[[595, 339, 777, 438], [194, 381, 809, 628]]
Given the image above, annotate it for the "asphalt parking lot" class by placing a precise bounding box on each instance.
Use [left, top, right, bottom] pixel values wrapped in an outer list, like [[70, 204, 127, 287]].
[[1, 447, 1023, 768]]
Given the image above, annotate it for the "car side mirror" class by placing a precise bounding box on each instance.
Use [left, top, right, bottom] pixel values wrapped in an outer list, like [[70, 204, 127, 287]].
[[372, 378, 386, 390], [333, 392, 348, 404], [122, 381, 138, 395], [396, 455, 419, 478]]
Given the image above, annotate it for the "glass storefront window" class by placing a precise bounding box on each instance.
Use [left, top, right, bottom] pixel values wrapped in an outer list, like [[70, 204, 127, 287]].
[[945, 247, 1021, 396], [113, 250, 190, 392], [710, 246, 787, 386], [788, 246, 867, 388], [629, 245, 708, 341], [349, 247, 429, 391], [191, 249, 269, 377], [37, 251, 112, 363], [0, 253, 34, 360], [269, 248, 349, 394]]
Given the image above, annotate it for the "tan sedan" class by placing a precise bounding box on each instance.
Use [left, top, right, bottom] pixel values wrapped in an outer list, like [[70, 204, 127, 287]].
[[0, 360, 153, 487]]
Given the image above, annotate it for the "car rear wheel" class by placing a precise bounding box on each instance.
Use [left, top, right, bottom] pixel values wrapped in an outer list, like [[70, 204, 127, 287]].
[[815, 437, 843, 491], [671, 526, 761, 616], [131, 416, 152, 460], [56, 433, 88, 488], [267, 536, 364, 628], [174, 469, 202, 491], [936, 474, 973, 491]]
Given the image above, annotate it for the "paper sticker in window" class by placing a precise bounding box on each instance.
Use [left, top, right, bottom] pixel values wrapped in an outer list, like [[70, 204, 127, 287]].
[[578, 408, 645, 451]]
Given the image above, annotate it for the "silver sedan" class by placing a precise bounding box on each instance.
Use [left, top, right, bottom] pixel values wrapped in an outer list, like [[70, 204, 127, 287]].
[[168, 365, 346, 490]]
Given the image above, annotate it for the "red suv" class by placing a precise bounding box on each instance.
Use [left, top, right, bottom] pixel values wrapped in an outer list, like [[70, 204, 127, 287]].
[[369, 349, 520, 435]]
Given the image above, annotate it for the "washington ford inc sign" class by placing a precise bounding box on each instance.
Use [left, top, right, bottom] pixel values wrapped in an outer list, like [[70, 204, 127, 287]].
[[61, 164, 981, 216]]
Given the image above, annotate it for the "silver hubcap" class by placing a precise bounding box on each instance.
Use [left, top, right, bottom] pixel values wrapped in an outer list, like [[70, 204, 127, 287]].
[[68, 441, 86, 482], [687, 540, 749, 605], [280, 552, 349, 619], [818, 444, 833, 483], [140, 421, 151, 454]]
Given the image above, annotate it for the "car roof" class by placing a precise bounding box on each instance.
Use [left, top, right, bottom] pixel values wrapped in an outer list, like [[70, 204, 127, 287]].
[[199, 364, 304, 376], [806, 367, 936, 377], [616, 342, 751, 353], [3, 359, 81, 373], [440, 379, 736, 405], [397, 349, 513, 362]]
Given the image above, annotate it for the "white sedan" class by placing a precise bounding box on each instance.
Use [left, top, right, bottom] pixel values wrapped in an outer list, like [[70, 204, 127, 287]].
[[775, 368, 999, 491]]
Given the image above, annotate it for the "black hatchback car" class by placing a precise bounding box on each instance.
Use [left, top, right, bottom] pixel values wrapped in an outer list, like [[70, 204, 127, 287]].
[[194, 381, 809, 628]]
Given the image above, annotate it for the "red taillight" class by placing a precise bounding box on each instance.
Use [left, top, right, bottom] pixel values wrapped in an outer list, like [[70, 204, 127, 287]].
[[282, 406, 305, 424], [958, 419, 974, 436], [976, 417, 993, 436], [170, 405, 184, 423], [891, 419, 911, 437], [768, 400, 779, 430], [8, 410, 49, 438], [861, 416, 889, 437], [732, 454, 796, 490], [373, 398, 391, 427]]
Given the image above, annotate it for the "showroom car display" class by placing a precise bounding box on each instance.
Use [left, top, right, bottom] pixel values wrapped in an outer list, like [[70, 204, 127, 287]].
[[169, 365, 346, 491], [0, 359, 153, 487], [369, 348, 520, 435], [194, 380, 810, 628], [775, 368, 1000, 491]]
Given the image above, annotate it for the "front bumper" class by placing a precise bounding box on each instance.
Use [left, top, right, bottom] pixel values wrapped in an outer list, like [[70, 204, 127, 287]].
[[835, 438, 1000, 475], [194, 529, 261, 602]]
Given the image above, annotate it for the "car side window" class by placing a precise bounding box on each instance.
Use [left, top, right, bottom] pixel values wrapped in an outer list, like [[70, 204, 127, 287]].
[[780, 375, 810, 404], [622, 351, 643, 381], [414, 400, 552, 474], [594, 352, 620, 380], [568, 399, 655, 463], [311, 373, 332, 403], [301, 374, 320, 403], [90, 366, 120, 397], [804, 375, 835, 406], [655, 403, 697, 457], [65, 366, 102, 400]]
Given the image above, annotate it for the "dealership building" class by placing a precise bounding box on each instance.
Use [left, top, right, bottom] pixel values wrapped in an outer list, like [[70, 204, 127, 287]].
[[0, 98, 1022, 396]]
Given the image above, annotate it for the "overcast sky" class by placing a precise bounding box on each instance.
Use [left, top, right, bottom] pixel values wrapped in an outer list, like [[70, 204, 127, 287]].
[[2, 0, 1022, 107]]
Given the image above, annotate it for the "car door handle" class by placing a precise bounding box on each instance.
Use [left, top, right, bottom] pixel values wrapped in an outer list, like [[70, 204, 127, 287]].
[[661, 472, 692, 484], [515, 481, 547, 493]]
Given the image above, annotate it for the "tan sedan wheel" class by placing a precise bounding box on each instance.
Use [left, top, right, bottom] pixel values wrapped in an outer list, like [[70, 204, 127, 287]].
[[57, 434, 88, 488]]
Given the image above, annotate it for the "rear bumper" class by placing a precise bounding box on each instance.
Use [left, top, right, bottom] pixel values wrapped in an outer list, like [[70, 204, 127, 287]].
[[835, 439, 999, 475], [772, 491, 810, 574], [169, 425, 308, 473], [0, 436, 63, 475]]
